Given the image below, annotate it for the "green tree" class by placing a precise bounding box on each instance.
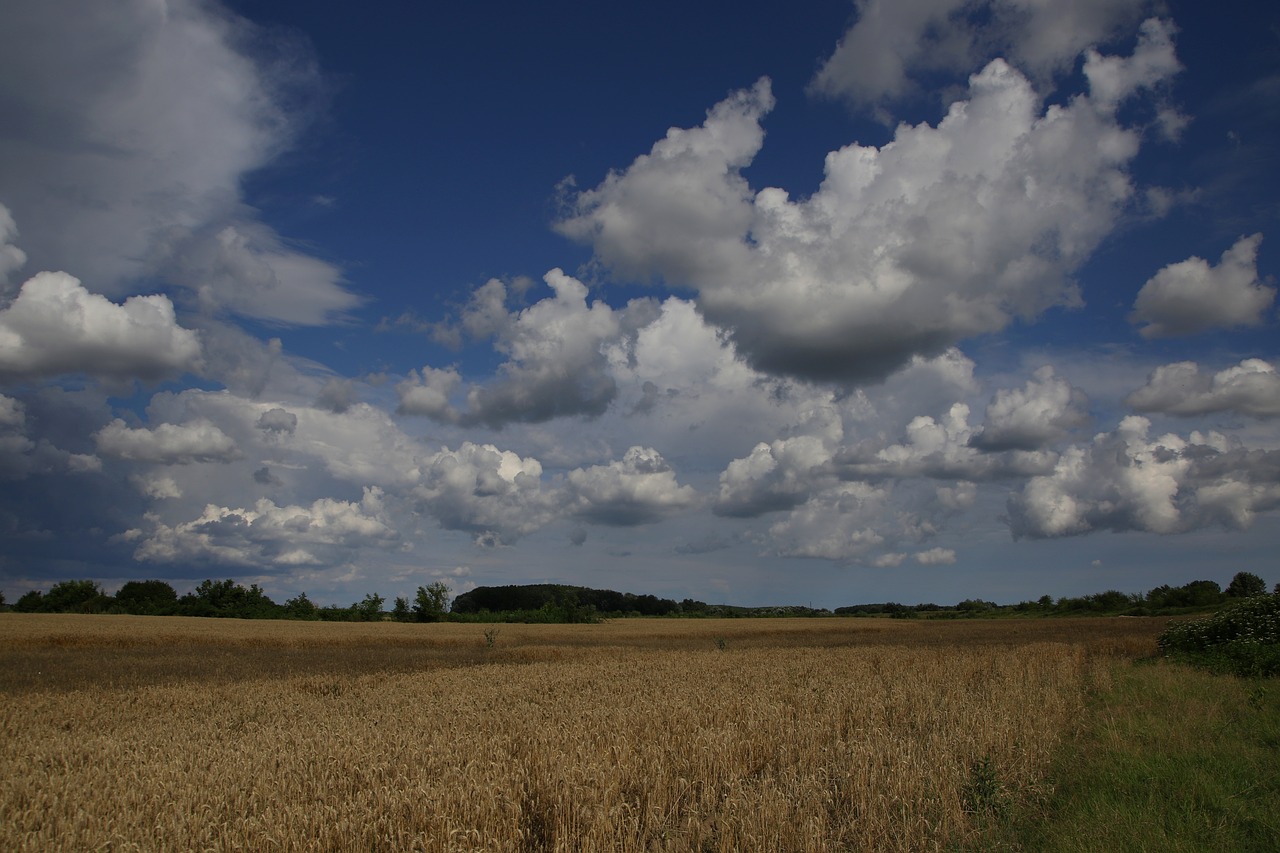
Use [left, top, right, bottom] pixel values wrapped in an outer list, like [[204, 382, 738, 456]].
[[355, 593, 385, 621], [43, 580, 108, 613], [1226, 571, 1266, 598], [115, 580, 178, 615], [392, 596, 411, 622], [284, 592, 319, 620], [179, 579, 279, 619], [413, 582, 451, 622]]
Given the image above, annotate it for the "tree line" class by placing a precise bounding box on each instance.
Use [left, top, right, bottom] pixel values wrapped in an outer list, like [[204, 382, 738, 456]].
[[835, 572, 1274, 618], [1, 572, 1272, 623], [4, 578, 452, 622]]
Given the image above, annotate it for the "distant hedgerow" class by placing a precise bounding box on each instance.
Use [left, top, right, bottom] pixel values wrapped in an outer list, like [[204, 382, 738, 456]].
[[1157, 593, 1280, 677]]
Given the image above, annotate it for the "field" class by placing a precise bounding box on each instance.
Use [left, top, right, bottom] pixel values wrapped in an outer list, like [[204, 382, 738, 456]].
[[0, 614, 1166, 851]]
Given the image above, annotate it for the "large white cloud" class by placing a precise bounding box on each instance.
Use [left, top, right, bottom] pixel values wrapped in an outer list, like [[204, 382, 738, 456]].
[[1007, 417, 1280, 537], [0, 0, 357, 323], [412, 442, 556, 545], [558, 25, 1178, 383], [834, 403, 1057, 482], [810, 0, 1151, 110], [714, 406, 843, 517], [124, 487, 397, 569], [399, 270, 632, 427], [1127, 358, 1280, 418], [763, 483, 894, 561], [567, 446, 698, 526], [0, 271, 202, 382], [1130, 233, 1274, 338], [969, 365, 1091, 450], [95, 418, 241, 465]]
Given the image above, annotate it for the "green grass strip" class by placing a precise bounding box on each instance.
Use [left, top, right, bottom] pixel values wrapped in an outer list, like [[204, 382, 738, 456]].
[[968, 661, 1280, 852]]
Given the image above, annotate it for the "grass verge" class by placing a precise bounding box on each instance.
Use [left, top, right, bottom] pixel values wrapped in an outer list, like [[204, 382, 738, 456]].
[[967, 660, 1280, 852]]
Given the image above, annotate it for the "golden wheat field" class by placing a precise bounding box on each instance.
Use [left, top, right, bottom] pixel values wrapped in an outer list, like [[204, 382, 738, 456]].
[[0, 614, 1166, 852]]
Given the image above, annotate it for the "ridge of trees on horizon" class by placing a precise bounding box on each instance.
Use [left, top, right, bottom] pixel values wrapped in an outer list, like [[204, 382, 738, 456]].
[[1, 572, 1275, 623]]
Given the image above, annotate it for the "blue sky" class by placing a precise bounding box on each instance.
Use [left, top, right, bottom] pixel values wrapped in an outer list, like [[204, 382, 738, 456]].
[[1, 0, 1277, 608]]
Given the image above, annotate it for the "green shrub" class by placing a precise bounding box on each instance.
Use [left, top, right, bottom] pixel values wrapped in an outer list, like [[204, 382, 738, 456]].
[[1157, 593, 1280, 677]]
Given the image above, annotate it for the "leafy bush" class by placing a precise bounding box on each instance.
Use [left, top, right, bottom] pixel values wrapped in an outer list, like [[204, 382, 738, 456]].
[[1157, 593, 1280, 677]]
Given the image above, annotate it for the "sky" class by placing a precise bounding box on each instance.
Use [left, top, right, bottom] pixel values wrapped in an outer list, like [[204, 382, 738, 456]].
[[1, 0, 1278, 609]]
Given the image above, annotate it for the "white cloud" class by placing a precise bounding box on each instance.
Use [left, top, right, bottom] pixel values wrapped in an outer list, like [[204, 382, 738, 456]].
[[0, 394, 25, 429], [1080, 18, 1181, 110], [809, 0, 971, 109], [397, 366, 463, 420], [413, 442, 556, 545], [157, 222, 358, 325], [970, 365, 1091, 450], [560, 35, 1175, 383], [95, 418, 241, 465], [715, 406, 843, 517], [914, 547, 957, 565], [127, 487, 397, 568], [835, 403, 1056, 482], [567, 446, 698, 526], [556, 80, 771, 288], [764, 483, 891, 561], [0, 272, 201, 382], [1007, 416, 1280, 537], [1127, 358, 1280, 418], [0, 0, 356, 323], [204, 395, 425, 490], [131, 473, 182, 500], [403, 270, 630, 427], [1130, 233, 1274, 338], [810, 0, 1152, 110]]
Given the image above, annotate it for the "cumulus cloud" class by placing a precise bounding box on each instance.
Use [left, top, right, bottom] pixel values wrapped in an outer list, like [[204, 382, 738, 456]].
[[396, 366, 463, 420], [1007, 417, 1280, 537], [834, 403, 1056, 482], [1081, 17, 1182, 111], [763, 483, 892, 561], [401, 270, 631, 427], [125, 487, 397, 568], [559, 30, 1177, 383], [715, 407, 843, 517], [0, 271, 202, 383], [180, 393, 426, 491], [810, 0, 1151, 110], [0, 394, 25, 430], [1130, 233, 1273, 338], [1127, 358, 1280, 418], [413, 442, 556, 544], [567, 446, 698, 526], [914, 547, 957, 565], [256, 407, 298, 435], [969, 366, 1090, 450], [131, 473, 182, 500], [0, 0, 357, 323], [95, 418, 241, 465]]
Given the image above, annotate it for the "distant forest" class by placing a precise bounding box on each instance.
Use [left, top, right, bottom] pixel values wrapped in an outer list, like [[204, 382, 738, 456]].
[[2, 572, 1274, 623]]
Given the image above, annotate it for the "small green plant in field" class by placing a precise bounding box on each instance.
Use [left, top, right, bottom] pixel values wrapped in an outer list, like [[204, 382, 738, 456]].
[[962, 754, 1006, 818], [483, 627, 499, 649], [714, 636, 727, 651], [1157, 592, 1280, 676]]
